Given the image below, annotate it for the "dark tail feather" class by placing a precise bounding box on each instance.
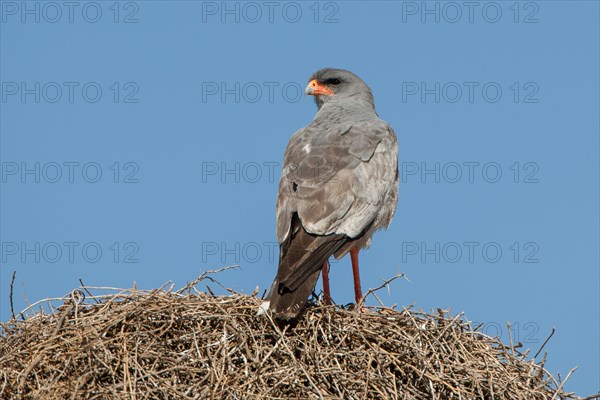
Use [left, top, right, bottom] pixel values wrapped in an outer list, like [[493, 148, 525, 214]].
[[266, 217, 346, 320], [266, 268, 322, 320]]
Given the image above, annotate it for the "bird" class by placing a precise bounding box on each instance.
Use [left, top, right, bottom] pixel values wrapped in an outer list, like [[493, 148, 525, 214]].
[[258, 68, 398, 320]]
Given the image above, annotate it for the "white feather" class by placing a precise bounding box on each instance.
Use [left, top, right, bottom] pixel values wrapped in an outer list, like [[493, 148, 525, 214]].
[[257, 301, 270, 316]]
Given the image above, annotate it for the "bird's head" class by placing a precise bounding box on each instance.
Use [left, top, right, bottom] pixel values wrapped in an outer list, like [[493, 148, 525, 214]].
[[305, 68, 375, 110]]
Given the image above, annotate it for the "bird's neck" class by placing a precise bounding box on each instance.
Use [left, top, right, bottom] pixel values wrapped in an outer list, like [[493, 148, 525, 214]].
[[315, 96, 378, 120]]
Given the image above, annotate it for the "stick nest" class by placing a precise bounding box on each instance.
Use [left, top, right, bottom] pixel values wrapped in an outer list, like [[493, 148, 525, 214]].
[[0, 274, 583, 399]]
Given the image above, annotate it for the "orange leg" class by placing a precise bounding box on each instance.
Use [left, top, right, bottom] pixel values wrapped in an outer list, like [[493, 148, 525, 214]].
[[350, 248, 363, 304], [321, 260, 332, 305]]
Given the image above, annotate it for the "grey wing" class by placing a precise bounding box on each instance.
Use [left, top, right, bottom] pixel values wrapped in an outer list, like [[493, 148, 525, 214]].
[[276, 120, 398, 244]]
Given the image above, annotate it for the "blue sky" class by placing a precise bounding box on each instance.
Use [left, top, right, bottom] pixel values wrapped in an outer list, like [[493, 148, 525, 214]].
[[1, 1, 598, 395]]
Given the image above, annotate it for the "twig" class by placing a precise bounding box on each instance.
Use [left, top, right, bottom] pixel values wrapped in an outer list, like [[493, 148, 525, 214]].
[[550, 367, 578, 400], [176, 265, 240, 294], [534, 326, 556, 359], [362, 273, 407, 305], [79, 278, 99, 303], [580, 394, 600, 400], [9, 271, 16, 320]]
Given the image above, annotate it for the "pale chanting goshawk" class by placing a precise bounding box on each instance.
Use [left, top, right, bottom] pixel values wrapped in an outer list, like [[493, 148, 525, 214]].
[[259, 68, 399, 320]]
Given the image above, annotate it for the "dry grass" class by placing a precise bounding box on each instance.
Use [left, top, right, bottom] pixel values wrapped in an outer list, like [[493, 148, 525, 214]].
[[0, 270, 588, 400]]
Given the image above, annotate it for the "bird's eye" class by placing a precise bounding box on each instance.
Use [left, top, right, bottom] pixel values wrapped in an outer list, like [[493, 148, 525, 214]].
[[325, 78, 341, 85]]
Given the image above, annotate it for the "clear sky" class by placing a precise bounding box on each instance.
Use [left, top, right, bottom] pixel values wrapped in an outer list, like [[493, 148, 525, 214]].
[[1, 1, 598, 396]]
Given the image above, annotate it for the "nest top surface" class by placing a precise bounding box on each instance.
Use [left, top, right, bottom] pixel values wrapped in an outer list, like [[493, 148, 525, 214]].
[[0, 278, 583, 400]]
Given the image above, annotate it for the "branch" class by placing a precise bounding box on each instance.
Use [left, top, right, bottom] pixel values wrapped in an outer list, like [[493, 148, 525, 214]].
[[176, 265, 240, 294], [361, 273, 409, 306]]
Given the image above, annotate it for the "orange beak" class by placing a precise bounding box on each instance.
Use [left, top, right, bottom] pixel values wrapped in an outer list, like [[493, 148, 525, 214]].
[[304, 79, 334, 96]]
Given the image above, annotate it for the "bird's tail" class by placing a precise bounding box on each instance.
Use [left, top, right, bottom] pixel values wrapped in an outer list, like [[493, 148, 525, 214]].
[[260, 267, 322, 320], [261, 216, 346, 320]]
